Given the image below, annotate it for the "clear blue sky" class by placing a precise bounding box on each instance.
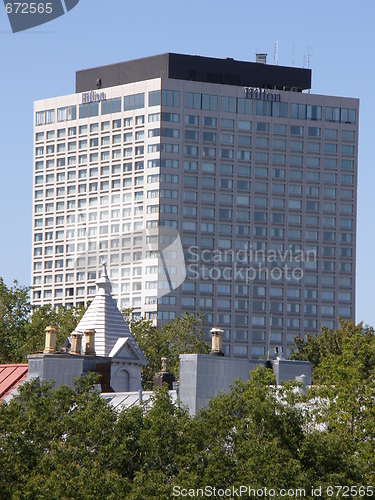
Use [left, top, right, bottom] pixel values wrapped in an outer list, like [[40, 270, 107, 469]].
[[0, 0, 373, 325]]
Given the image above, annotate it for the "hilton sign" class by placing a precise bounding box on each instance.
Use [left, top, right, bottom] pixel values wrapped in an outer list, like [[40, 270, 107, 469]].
[[244, 87, 281, 102], [81, 90, 106, 104]]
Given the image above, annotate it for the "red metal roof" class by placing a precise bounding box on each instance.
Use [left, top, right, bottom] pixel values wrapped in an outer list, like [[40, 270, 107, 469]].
[[0, 364, 28, 400]]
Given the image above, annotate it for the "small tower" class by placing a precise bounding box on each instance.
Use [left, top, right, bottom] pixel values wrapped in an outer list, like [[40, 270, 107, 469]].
[[75, 263, 132, 356]]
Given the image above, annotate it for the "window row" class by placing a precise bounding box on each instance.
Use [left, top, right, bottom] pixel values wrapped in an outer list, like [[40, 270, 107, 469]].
[[36, 98, 356, 126]]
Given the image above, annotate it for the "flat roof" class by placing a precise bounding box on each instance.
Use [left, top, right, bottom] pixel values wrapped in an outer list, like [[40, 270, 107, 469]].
[[76, 53, 311, 93]]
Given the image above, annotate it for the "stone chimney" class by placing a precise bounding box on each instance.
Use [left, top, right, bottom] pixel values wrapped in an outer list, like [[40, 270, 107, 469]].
[[43, 326, 57, 354], [161, 357, 168, 372], [209, 327, 224, 356], [154, 356, 175, 390], [70, 332, 83, 355], [84, 329, 96, 355]]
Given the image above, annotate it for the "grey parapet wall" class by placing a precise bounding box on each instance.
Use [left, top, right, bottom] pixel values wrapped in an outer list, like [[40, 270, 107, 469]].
[[178, 354, 311, 416], [27, 353, 112, 391]]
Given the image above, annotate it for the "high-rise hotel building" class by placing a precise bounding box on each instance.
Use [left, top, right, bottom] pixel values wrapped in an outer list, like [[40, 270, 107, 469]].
[[32, 53, 358, 358]]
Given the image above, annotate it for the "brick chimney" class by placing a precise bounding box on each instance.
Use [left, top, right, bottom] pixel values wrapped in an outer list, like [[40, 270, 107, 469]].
[[154, 356, 175, 389]]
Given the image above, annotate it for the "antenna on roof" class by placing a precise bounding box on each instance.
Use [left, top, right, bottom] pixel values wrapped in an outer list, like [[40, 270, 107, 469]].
[[303, 45, 313, 69], [307, 45, 313, 68], [305, 45, 313, 93], [273, 41, 279, 65], [292, 44, 295, 67]]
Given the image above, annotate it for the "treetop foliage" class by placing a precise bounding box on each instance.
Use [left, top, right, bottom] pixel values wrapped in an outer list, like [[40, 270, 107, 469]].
[[289, 319, 375, 383], [0, 277, 86, 363], [123, 309, 210, 389]]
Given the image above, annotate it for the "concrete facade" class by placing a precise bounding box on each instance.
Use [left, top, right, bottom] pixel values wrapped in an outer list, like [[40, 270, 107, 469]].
[[178, 353, 311, 415], [27, 353, 111, 390], [27, 351, 143, 393]]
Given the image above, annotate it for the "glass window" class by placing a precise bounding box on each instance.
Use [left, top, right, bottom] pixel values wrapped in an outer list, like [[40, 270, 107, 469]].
[[221, 96, 236, 113], [255, 137, 269, 148], [272, 102, 287, 118], [341, 108, 356, 124], [237, 98, 252, 114], [273, 123, 286, 134], [101, 97, 121, 115], [291, 103, 306, 120], [307, 105, 322, 121], [148, 90, 160, 107], [238, 120, 251, 130], [256, 100, 272, 116], [342, 130, 355, 140], [185, 130, 199, 141], [307, 127, 321, 137], [124, 93, 145, 111], [185, 92, 201, 109], [203, 117, 217, 127], [203, 132, 216, 142], [290, 125, 304, 135], [220, 118, 234, 129], [161, 89, 180, 107], [203, 94, 218, 111], [256, 122, 269, 132]]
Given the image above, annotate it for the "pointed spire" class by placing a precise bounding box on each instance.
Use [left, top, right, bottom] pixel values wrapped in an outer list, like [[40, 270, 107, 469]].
[[74, 261, 147, 359], [95, 262, 112, 294]]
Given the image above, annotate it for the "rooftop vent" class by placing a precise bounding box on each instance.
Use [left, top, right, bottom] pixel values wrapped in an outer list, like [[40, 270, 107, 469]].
[[256, 53, 267, 64]]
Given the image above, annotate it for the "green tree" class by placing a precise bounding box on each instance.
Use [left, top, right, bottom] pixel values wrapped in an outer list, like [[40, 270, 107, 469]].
[[123, 309, 167, 389], [124, 310, 209, 389], [289, 320, 375, 488], [0, 374, 127, 499], [0, 276, 87, 362], [117, 386, 192, 500], [161, 312, 210, 378], [179, 366, 308, 491], [289, 319, 375, 382], [26, 303, 87, 353], [0, 278, 30, 362], [299, 321, 375, 486]]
